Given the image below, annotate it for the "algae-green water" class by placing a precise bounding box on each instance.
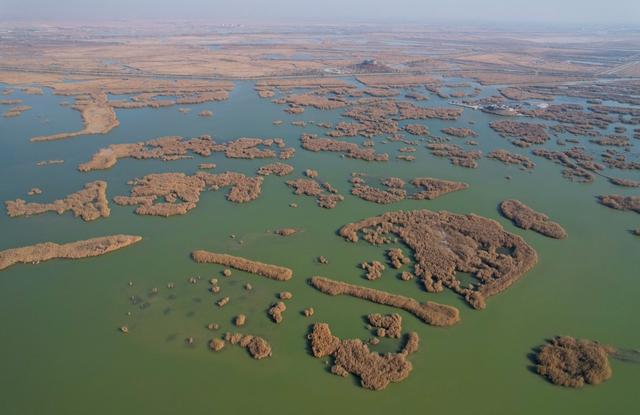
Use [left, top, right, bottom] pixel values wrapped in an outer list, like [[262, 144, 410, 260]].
[[0, 80, 638, 415]]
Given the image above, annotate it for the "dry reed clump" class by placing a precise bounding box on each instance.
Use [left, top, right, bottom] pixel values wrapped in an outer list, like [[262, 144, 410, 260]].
[[608, 177, 640, 188], [351, 177, 407, 204], [192, 250, 293, 281], [532, 148, 598, 183], [31, 92, 119, 142], [3, 105, 31, 117], [361, 261, 385, 280], [400, 271, 414, 281], [300, 133, 389, 162], [310, 276, 459, 327], [597, 195, 640, 214], [284, 93, 348, 110], [274, 228, 298, 237], [487, 149, 536, 170], [368, 313, 402, 338], [79, 136, 294, 172], [224, 332, 272, 359], [307, 322, 419, 390], [304, 169, 319, 178], [27, 188, 43, 196], [426, 143, 482, 168], [279, 291, 293, 300], [404, 124, 430, 136], [499, 200, 567, 239], [490, 120, 549, 146], [0, 235, 142, 271], [209, 338, 225, 352], [268, 302, 287, 323], [286, 177, 344, 209], [387, 248, 410, 269], [536, 336, 613, 388], [234, 314, 247, 327], [6, 181, 110, 222], [303, 307, 315, 317], [350, 175, 467, 204], [256, 162, 294, 176], [409, 177, 468, 200], [338, 209, 538, 310], [113, 171, 264, 217], [441, 127, 478, 138]]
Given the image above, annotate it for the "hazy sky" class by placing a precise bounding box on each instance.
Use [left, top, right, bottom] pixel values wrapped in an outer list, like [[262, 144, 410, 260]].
[[1, 0, 639, 24]]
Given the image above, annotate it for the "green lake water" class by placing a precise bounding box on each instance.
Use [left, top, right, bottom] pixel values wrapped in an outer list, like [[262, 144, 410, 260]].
[[0, 80, 638, 415]]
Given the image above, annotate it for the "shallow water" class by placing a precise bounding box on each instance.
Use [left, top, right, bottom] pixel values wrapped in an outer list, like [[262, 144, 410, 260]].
[[0, 80, 638, 415]]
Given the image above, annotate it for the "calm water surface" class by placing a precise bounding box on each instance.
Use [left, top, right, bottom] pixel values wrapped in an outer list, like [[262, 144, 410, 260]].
[[0, 80, 638, 415]]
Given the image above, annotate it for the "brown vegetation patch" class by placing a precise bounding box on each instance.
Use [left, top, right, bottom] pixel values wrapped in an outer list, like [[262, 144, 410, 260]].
[[256, 162, 294, 176], [286, 176, 344, 209], [274, 228, 299, 237], [192, 250, 293, 281], [0, 235, 142, 271], [427, 143, 482, 168], [31, 92, 119, 142], [404, 124, 429, 136], [113, 172, 263, 216], [498, 87, 553, 101], [79, 136, 293, 172], [361, 261, 385, 280], [410, 177, 469, 200], [597, 195, 640, 214], [487, 149, 535, 170], [308, 322, 419, 390], [339, 209, 538, 309], [356, 75, 439, 88], [499, 199, 567, 239], [536, 336, 613, 388], [268, 301, 287, 323], [368, 313, 402, 338], [284, 93, 347, 110], [441, 127, 478, 138], [490, 120, 549, 146], [608, 177, 640, 188], [224, 332, 272, 359], [310, 276, 459, 326], [6, 181, 109, 222], [301, 133, 389, 161], [387, 248, 410, 269], [3, 105, 31, 118], [532, 148, 601, 183]]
